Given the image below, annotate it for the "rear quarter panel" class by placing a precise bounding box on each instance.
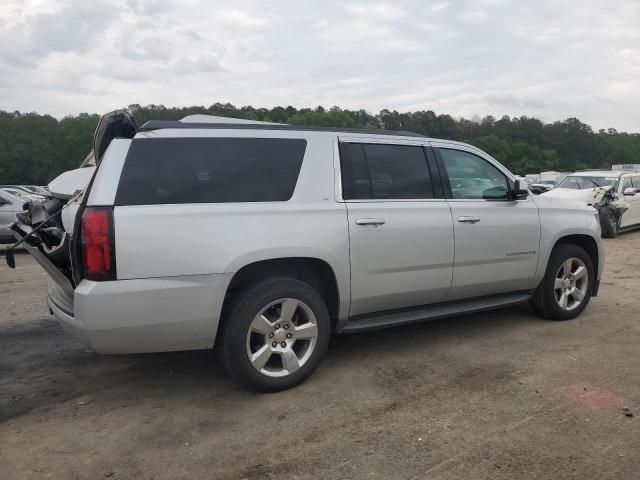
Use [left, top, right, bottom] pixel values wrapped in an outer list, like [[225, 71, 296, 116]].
[[111, 131, 351, 318]]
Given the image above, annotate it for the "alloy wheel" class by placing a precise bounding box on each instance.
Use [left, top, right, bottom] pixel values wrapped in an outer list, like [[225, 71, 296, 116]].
[[554, 257, 589, 311], [245, 298, 318, 378]]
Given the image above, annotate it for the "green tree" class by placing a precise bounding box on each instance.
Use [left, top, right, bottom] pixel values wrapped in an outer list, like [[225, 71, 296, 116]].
[[1, 104, 639, 185]]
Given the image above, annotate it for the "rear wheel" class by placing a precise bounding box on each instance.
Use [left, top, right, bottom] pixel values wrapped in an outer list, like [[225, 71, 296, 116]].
[[600, 209, 619, 238], [221, 277, 330, 392], [531, 244, 594, 320]]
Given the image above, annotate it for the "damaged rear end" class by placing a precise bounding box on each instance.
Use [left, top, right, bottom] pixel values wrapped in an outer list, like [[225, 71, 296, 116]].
[[6, 110, 137, 321]]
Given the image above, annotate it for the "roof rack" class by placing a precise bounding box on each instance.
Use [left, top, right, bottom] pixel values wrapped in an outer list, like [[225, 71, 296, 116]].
[[139, 120, 427, 138]]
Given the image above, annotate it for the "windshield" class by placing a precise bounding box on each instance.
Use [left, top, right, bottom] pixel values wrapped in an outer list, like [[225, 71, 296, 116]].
[[557, 176, 619, 190]]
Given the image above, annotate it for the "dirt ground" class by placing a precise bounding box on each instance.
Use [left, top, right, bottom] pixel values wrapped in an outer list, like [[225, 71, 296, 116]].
[[1, 235, 639, 480]]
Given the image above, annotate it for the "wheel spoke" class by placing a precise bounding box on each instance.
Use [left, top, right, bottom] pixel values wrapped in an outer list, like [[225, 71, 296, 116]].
[[558, 292, 568, 309], [563, 259, 573, 275], [250, 345, 272, 371], [573, 265, 587, 280], [294, 322, 318, 340], [250, 314, 273, 335], [572, 288, 585, 302], [554, 278, 565, 290], [281, 349, 301, 373], [246, 297, 319, 378], [279, 299, 299, 323]]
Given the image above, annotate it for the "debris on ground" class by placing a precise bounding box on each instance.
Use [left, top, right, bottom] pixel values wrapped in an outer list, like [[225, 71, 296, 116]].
[[622, 406, 634, 418]]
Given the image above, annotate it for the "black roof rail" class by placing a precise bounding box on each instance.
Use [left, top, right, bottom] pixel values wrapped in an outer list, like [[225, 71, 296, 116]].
[[139, 120, 427, 138]]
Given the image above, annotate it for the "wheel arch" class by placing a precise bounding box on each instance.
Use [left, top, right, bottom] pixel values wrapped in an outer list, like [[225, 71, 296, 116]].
[[545, 234, 601, 297], [553, 234, 599, 274], [220, 257, 342, 332]]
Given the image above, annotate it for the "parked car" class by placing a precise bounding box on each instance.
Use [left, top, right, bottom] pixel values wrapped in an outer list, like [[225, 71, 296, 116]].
[[0, 190, 28, 243], [1, 187, 46, 202], [8, 111, 604, 391], [1, 185, 44, 196], [529, 183, 552, 195], [543, 170, 640, 238]]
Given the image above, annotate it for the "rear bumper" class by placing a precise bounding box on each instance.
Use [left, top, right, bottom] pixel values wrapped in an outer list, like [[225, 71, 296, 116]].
[[49, 273, 233, 354]]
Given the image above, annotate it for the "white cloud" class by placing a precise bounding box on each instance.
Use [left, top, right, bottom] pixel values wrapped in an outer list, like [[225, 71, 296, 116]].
[[0, 0, 638, 132]]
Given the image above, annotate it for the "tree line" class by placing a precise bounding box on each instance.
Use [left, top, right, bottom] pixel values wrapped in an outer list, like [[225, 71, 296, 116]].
[[1, 103, 638, 185]]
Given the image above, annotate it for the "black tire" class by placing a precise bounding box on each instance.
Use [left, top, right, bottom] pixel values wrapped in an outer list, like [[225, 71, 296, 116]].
[[531, 243, 594, 320], [221, 277, 330, 392], [600, 209, 619, 238]]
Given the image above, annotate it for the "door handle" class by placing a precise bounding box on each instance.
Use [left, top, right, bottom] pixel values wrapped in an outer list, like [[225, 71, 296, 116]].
[[457, 216, 481, 224], [355, 218, 386, 226]]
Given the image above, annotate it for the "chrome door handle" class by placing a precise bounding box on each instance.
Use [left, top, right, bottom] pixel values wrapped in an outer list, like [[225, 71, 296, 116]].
[[457, 216, 481, 224], [355, 218, 386, 226]]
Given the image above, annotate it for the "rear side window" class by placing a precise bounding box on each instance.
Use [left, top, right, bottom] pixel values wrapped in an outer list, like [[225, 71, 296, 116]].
[[340, 143, 432, 199], [115, 137, 306, 205]]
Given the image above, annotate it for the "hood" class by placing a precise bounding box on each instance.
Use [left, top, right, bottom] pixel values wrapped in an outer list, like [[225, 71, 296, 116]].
[[542, 186, 611, 204]]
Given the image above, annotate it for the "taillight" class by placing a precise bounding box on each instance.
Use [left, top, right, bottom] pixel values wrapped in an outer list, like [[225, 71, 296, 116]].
[[80, 207, 116, 281]]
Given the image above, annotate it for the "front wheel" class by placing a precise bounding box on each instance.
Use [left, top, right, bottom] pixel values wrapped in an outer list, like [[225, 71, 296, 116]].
[[531, 244, 594, 320], [221, 278, 330, 392]]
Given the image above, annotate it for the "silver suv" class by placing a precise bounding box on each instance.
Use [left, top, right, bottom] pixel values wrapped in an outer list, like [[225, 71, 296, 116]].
[[8, 112, 604, 391]]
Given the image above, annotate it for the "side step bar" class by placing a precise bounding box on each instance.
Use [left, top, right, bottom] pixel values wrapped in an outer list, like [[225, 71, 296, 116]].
[[338, 291, 533, 334]]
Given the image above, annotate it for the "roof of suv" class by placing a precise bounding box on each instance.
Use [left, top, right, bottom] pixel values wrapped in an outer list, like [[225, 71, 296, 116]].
[[140, 115, 427, 138]]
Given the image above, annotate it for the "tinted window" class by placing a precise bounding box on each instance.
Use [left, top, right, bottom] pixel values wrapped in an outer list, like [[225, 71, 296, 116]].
[[439, 148, 508, 199], [633, 176, 640, 188], [621, 176, 632, 191], [340, 143, 432, 199], [116, 138, 306, 205]]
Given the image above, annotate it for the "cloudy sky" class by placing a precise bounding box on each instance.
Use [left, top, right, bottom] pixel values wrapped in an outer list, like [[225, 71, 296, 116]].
[[1, 0, 638, 131]]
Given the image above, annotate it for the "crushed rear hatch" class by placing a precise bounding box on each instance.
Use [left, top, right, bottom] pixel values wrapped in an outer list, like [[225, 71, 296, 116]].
[[4, 110, 138, 305]]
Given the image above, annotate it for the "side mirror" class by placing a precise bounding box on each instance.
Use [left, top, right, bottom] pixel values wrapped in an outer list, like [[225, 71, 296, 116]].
[[623, 187, 637, 196], [512, 179, 529, 200]]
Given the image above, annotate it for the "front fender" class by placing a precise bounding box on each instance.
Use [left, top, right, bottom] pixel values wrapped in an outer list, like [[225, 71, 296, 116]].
[[534, 200, 604, 286]]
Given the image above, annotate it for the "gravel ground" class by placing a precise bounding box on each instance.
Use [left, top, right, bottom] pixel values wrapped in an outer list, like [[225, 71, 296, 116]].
[[1, 236, 639, 479]]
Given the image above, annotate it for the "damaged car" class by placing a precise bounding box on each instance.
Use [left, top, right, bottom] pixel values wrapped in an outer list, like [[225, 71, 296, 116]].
[[543, 170, 640, 238], [4, 110, 605, 392]]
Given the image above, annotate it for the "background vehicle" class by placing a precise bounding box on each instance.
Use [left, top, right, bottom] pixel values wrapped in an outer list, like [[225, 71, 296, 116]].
[[526, 171, 569, 194], [1, 185, 47, 196], [0, 190, 27, 243], [529, 183, 552, 194], [539, 171, 565, 189], [1, 187, 46, 202], [7, 112, 604, 391], [543, 170, 640, 237]]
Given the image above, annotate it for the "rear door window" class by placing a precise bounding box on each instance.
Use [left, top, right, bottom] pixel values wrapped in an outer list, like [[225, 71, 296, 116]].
[[339, 143, 433, 199], [115, 137, 306, 205]]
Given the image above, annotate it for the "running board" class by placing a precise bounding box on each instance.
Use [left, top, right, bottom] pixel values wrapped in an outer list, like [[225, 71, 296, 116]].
[[339, 291, 533, 334]]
